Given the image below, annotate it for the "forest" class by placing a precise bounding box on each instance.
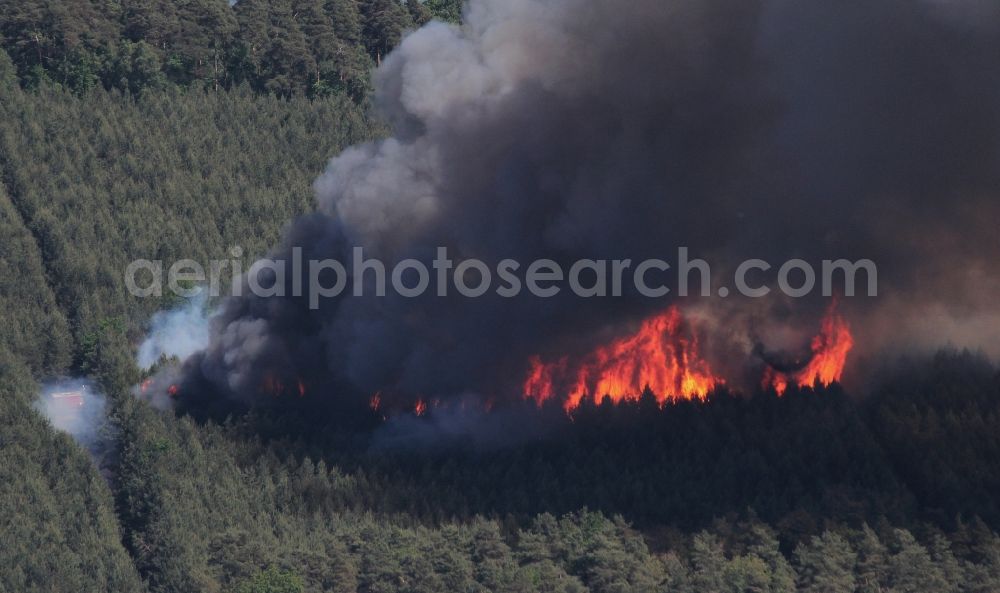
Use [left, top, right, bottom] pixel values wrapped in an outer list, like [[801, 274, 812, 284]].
[[0, 0, 463, 99], [3, 2, 1000, 592]]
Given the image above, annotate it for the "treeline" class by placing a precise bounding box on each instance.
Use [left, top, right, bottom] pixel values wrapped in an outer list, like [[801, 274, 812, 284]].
[[110, 372, 1000, 593], [6, 337, 990, 592], [0, 0, 463, 99], [222, 351, 1000, 537]]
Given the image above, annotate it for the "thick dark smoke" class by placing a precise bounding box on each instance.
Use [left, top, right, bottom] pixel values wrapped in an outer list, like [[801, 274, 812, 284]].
[[178, 0, 1000, 419]]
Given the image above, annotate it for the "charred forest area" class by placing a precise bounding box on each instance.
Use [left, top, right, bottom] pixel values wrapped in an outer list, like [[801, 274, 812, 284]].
[[3, 1, 1000, 593]]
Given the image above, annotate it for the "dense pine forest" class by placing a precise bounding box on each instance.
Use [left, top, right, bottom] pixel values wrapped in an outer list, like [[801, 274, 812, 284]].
[[0, 0, 463, 99], [3, 2, 1000, 593]]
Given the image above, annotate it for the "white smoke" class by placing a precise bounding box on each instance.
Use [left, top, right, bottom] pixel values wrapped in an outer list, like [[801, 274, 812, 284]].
[[137, 293, 212, 370], [35, 379, 107, 448]]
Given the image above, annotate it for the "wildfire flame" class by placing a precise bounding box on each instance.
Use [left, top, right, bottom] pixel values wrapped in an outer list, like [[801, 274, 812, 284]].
[[763, 303, 854, 395], [261, 374, 308, 398], [524, 307, 721, 411], [245, 305, 850, 420]]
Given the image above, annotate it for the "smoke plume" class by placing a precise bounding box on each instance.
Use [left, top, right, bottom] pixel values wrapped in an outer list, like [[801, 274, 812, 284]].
[[176, 0, 1000, 417], [137, 293, 212, 370], [36, 380, 108, 449]]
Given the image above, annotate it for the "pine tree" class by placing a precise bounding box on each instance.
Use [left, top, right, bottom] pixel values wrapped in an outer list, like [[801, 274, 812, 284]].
[[324, 0, 363, 45], [794, 532, 857, 593], [262, 0, 316, 94], [855, 525, 889, 593], [406, 0, 432, 27], [425, 0, 462, 23], [886, 529, 947, 593], [293, 0, 340, 80], [359, 0, 413, 64], [745, 523, 796, 593], [691, 532, 726, 593]]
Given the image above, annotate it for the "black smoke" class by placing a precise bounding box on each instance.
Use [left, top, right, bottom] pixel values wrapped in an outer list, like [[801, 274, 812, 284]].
[[177, 0, 1000, 419]]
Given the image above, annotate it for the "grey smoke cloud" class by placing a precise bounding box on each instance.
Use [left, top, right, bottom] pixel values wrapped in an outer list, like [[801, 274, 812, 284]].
[[179, 0, 1000, 412], [137, 293, 212, 370], [36, 380, 107, 449]]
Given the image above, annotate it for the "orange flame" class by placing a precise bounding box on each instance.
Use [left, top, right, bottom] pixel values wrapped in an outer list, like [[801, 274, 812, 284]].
[[414, 398, 427, 416], [370, 392, 382, 411], [261, 374, 282, 396], [167, 384, 179, 397], [524, 307, 721, 411], [763, 304, 854, 394], [260, 374, 309, 398]]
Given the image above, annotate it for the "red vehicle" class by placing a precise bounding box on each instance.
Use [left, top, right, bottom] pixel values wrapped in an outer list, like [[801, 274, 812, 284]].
[[51, 390, 85, 407], [49, 389, 85, 425]]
